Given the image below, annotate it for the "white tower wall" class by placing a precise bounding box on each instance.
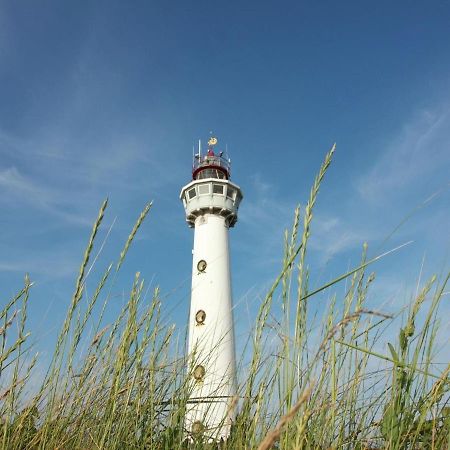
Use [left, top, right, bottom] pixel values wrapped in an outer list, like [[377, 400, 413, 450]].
[[186, 213, 237, 439]]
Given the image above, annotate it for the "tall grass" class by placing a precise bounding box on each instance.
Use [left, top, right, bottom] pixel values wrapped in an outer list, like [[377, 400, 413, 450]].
[[1, 147, 448, 449]]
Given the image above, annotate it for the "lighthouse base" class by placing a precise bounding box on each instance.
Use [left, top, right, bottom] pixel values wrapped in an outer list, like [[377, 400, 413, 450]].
[[185, 394, 236, 442]]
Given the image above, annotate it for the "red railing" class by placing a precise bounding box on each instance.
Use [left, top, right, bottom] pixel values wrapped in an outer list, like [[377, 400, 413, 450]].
[[192, 155, 231, 178]]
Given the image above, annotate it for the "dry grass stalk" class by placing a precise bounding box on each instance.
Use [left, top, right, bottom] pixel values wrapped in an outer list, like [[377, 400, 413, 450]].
[[257, 383, 314, 450]]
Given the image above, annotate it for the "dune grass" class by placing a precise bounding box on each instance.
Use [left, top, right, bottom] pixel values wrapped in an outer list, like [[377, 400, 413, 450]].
[[1, 146, 448, 449]]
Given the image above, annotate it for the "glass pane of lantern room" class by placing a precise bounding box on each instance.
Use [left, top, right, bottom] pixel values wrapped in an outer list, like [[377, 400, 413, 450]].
[[197, 169, 226, 180]]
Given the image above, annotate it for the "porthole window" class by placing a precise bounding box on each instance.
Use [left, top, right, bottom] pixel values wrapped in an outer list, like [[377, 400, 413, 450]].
[[195, 310, 206, 325], [197, 260, 207, 272], [188, 188, 196, 199], [192, 420, 204, 435], [193, 365, 205, 381]]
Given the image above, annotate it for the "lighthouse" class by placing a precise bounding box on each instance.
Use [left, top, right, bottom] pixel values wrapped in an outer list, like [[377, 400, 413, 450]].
[[180, 136, 243, 441]]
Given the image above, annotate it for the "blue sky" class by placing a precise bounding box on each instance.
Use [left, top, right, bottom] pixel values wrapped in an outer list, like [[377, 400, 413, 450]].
[[0, 1, 449, 368]]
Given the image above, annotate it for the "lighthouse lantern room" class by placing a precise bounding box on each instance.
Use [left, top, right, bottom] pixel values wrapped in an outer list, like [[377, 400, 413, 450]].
[[180, 136, 243, 441]]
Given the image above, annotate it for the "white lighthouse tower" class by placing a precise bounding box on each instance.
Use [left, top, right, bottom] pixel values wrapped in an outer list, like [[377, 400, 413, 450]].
[[180, 136, 243, 441]]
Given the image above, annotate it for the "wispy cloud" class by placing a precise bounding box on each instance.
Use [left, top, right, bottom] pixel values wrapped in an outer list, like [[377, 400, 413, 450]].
[[0, 251, 79, 278], [0, 166, 55, 206], [356, 105, 450, 204], [309, 215, 369, 263], [0, 117, 182, 229], [0, 165, 95, 227], [239, 175, 374, 269], [237, 173, 297, 267]]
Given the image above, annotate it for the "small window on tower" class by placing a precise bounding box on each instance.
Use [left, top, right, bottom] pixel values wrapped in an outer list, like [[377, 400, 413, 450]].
[[195, 310, 206, 324], [192, 421, 204, 435], [193, 365, 205, 381], [188, 188, 196, 199], [198, 184, 210, 195], [213, 184, 224, 194], [197, 260, 207, 272]]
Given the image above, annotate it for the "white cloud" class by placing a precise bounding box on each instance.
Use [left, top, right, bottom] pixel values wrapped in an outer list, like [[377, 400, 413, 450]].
[[238, 176, 374, 269], [0, 165, 96, 226], [237, 173, 296, 267], [0, 252, 79, 278], [0, 166, 56, 206], [0, 120, 179, 229], [309, 215, 369, 263], [0, 129, 67, 160], [357, 105, 450, 203]]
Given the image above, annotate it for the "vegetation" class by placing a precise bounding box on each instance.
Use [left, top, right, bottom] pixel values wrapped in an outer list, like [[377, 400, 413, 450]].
[[1, 146, 448, 449]]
